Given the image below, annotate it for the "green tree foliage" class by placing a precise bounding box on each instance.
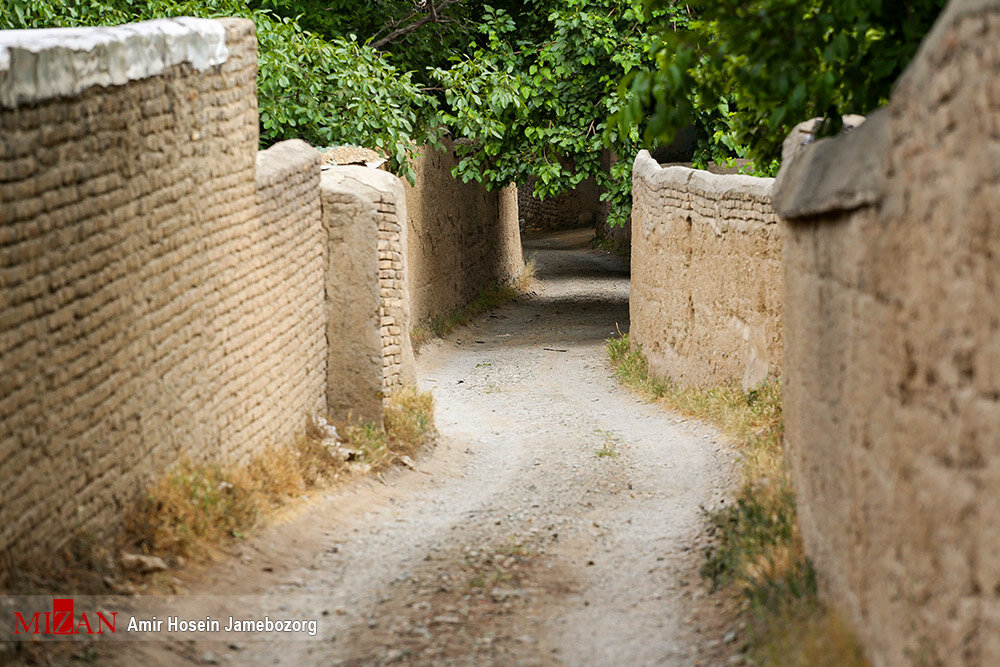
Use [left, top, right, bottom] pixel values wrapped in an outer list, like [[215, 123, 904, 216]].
[[0, 0, 951, 212], [617, 0, 946, 174], [254, 0, 485, 73], [253, 24, 439, 179], [0, 0, 438, 182], [256, 0, 685, 227], [427, 0, 689, 226]]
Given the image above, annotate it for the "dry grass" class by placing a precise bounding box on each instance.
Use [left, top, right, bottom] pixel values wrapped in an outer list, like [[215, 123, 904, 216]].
[[125, 387, 436, 560], [126, 460, 261, 557], [753, 597, 868, 666], [606, 333, 866, 666], [344, 385, 436, 472], [411, 258, 536, 349]]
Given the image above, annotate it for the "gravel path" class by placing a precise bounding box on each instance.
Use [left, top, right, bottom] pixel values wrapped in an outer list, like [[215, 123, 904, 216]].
[[110, 228, 737, 666]]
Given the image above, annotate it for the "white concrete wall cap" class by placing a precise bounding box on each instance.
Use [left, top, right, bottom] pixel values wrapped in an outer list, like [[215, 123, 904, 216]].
[[0, 17, 228, 109]]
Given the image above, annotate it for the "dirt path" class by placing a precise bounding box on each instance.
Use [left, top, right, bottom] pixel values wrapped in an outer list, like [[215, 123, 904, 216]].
[[109, 228, 737, 666]]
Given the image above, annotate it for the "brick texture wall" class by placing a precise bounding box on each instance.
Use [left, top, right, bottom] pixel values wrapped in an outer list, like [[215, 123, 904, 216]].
[[320, 166, 416, 424], [630, 152, 781, 390], [251, 139, 326, 451], [517, 174, 603, 230], [404, 138, 523, 325], [0, 19, 330, 558], [516, 150, 615, 234], [376, 187, 411, 393], [773, 1, 1000, 663]]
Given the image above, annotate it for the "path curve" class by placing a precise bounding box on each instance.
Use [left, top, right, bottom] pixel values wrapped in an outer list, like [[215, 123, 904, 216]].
[[111, 228, 736, 666]]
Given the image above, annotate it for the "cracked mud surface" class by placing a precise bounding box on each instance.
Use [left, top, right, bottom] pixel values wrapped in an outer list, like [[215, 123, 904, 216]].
[[107, 228, 739, 666]]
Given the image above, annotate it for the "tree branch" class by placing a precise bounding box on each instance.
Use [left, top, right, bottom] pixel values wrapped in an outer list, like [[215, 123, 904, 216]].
[[371, 0, 462, 49]]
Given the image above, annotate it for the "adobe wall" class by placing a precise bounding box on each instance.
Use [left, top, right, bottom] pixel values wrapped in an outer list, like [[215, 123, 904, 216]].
[[594, 150, 630, 256], [518, 174, 604, 230], [252, 139, 327, 439], [519, 150, 617, 238], [404, 138, 523, 325], [0, 16, 414, 559], [594, 212, 631, 258], [630, 152, 781, 390], [321, 166, 415, 423], [773, 1, 1000, 663], [0, 18, 336, 557]]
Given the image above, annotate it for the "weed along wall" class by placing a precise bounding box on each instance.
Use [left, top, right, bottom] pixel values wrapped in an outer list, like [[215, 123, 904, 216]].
[[629, 152, 781, 390], [0, 18, 522, 559], [403, 138, 523, 326], [773, 0, 1000, 663]]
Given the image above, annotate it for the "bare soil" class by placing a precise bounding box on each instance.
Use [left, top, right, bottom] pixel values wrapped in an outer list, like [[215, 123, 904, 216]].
[[98, 228, 741, 666]]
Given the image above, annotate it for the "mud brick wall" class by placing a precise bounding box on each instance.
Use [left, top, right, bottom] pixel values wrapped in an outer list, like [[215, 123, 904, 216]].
[[773, 1, 1000, 663], [375, 188, 411, 394], [321, 166, 415, 424], [630, 152, 781, 390], [0, 19, 329, 558], [404, 138, 523, 325], [251, 139, 327, 446], [517, 150, 615, 233], [517, 174, 604, 230]]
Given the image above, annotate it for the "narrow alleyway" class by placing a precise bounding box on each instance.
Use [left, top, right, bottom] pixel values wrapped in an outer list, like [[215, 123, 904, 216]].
[[112, 228, 736, 666]]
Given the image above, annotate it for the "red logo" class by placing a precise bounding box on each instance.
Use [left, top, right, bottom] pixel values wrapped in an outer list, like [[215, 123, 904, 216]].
[[14, 598, 116, 635]]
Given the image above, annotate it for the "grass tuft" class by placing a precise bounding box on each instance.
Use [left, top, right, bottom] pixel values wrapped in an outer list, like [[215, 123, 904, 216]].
[[594, 428, 618, 458], [125, 387, 436, 560], [345, 385, 437, 472], [607, 333, 866, 666], [411, 258, 536, 349], [752, 596, 869, 666], [595, 443, 617, 458]]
